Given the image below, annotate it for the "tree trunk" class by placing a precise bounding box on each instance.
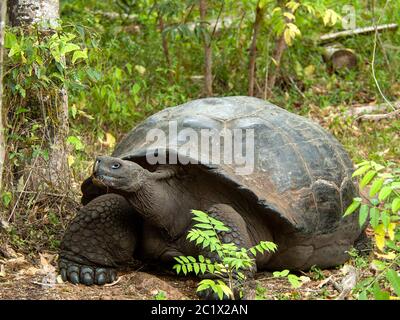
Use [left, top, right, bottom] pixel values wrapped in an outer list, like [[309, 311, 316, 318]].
[[199, 0, 212, 96], [265, 0, 287, 98], [157, 13, 173, 82], [322, 43, 357, 70], [248, 2, 264, 97], [0, 0, 7, 190], [8, 0, 59, 27], [7, 0, 70, 191], [265, 33, 286, 98]]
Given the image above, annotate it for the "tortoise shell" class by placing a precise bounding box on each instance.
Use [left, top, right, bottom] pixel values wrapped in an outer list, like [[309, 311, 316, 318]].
[[93, 96, 359, 234]]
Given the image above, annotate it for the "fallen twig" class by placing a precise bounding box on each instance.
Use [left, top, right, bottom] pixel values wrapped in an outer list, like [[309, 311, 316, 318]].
[[319, 23, 398, 43], [32, 281, 55, 288], [347, 104, 391, 116], [335, 265, 358, 300], [104, 276, 123, 287], [357, 108, 400, 121]]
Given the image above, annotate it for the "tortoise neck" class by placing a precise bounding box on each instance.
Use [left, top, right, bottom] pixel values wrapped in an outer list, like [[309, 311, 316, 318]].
[[129, 176, 191, 239]]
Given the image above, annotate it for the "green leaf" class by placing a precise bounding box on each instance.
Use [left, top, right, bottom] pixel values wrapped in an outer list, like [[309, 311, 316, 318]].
[[2, 192, 12, 208], [131, 83, 141, 96], [369, 178, 384, 197], [197, 282, 211, 292], [188, 232, 199, 242], [344, 199, 361, 217], [4, 31, 17, 49], [392, 198, 400, 213], [210, 242, 216, 252], [193, 263, 200, 275], [356, 160, 371, 167], [273, 270, 290, 277], [358, 291, 368, 300], [360, 170, 377, 189], [187, 256, 196, 263], [61, 43, 80, 55], [372, 163, 385, 172], [371, 259, 386, 271], [381, 211, 390, 230], [182, 265, 187, 275], [373, 283, 390, 300], [200, 263, 207, 274], [386, 269, 400, 296], [215, 284, 224, 300], [371, 198, 379, 206], [174, 257, 182, 264], [214, 225, 230, 232], [261, 241, 278, 252], [217, 281, 233, 299], [202, 238, 210, 248], [72, 48, 88, 63], [86, 68, 102, 82], [174, 264, 181, 274], [209, 217, 224, 226], [195, 236, 204, 245], [180, 256, 189, 263], [370, 207, 380, 229], [192, 209, 208, 217], [8, 43, 21, 57], [202, 230, 217, 237], [198, 255, 205, 263], [66, 136, 84, 151], [378, 186, 392, 202], [194, 223, 213, 229], [352, 164, 371, 177], [359, 204, 369, 228], [288, 274, 302, 289]]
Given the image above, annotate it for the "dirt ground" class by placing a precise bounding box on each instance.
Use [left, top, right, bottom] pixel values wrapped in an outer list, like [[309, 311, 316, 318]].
[[0, 249, 349, 300]]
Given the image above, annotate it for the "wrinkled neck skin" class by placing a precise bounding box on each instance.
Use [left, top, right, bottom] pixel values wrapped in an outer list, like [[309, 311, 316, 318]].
[[127, 167, 193, 240]]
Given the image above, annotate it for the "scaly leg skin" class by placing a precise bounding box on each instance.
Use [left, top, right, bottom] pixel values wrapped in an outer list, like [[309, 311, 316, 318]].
[[59, 193, 139, 285], [196, 204, 256, 300]]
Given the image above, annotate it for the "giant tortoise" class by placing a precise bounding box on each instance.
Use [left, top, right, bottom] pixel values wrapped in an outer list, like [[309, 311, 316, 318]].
[[59, 96, 365, 296]]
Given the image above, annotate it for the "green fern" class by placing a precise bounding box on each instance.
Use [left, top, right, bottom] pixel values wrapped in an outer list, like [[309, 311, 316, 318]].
[[173, 209, 277, 300]]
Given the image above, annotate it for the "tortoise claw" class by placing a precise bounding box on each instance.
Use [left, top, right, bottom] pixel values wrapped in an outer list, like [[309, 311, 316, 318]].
[[59, 258, 117, 286]]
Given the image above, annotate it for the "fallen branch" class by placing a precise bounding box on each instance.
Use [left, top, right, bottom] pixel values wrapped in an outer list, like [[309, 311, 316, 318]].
[[320, 23, 398, 43], [104, 276, 123, 287], [89, 9, 137, 21], [345, 101, 400, 121], [357, 108, 400, 121], [335, 265, 358, 300], [347, 104, 391, 117]]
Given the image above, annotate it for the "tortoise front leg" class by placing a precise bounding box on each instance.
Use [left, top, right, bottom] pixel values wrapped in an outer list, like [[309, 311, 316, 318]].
[[59, 193, 139, 285]]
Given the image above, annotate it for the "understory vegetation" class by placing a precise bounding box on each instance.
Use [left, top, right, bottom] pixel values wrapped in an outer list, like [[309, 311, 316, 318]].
[[0, 0, 399, 300]]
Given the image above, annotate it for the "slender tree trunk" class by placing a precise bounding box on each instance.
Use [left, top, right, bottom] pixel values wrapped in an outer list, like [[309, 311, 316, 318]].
[[0, 0, 7, 190], [248, 1, 264, 97], [157, 13, 173, 82], [7, 0, 70, 190], [199, 0, 212, 96], [265, 33, 286, 98], [265, 0, 288, 98]]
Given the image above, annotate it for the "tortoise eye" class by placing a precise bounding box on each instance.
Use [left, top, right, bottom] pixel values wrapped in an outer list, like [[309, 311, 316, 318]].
[[111, 163, 121, 169]]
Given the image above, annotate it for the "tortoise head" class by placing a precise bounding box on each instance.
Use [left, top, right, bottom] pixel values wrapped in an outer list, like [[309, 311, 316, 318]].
[[92, 155, 148, 192]]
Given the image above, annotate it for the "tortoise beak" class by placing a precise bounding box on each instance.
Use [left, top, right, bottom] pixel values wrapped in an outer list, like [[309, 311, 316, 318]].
[[93, 156, 102, 175]]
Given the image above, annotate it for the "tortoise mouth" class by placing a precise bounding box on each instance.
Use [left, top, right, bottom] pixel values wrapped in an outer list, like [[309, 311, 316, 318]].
[[92, 175, 118, 187]]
